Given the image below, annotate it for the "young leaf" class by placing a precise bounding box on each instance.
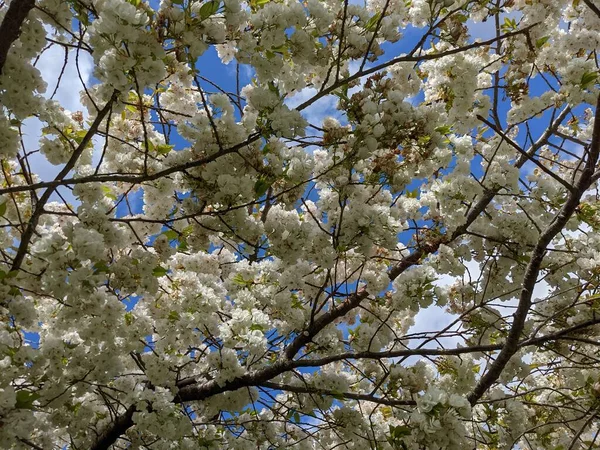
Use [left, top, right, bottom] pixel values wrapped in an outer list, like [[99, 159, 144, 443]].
[[156, 144, 174, 155], [535, 36, 550, 48], [152, 265, 169, 277], [199, 0, 220, 19], [364, 12, 381, 32], [254, 177, 272, 197], [581, 71, 598, 89], [16, 391, 41, 410], [162, 229, 179, 241]]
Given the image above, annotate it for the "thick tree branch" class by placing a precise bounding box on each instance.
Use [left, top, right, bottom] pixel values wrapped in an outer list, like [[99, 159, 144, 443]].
[[91, 405, 136, 450], [284, 106, 571, 372], [467, 94, 600, 405], [583, 0, 600, 20], [91, 311, 600, 449], [0, 0, 35, 75]]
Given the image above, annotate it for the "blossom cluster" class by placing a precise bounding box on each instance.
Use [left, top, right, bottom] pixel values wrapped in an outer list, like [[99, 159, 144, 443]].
[[0, 0, 599, 449]]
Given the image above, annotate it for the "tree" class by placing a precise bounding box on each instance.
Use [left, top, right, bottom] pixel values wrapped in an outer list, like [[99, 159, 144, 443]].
[[1, 0, 600, 448]]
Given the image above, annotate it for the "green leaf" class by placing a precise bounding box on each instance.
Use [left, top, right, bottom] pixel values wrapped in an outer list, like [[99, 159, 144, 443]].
[[64, 341, 79, 349], [454, 13, 468, 23], [581, 71, 598, 89], [70, 129, 88, 145], [171, 0, 184, 4], [418, 135, 431, 145], [168, 310, 180, 322], [101, 185, 117, 201], [330, 390, 345, 401], [390, 424, 411, 439], [70, 402, 82, 415], [364, 12, 381, 32], [435, 125, 452, 135], [535, 36, 550, 48], [199, 0, 220, 19], [249, 0, 270, 10], [178, 238, 188, 251], [0, 201, 6, 217], [503, 17, 517, 30], [124, 312, 134, 326], [249, 323, 264, 332], [15, 391, 41, 410], [152, 265, 169, 277], [4, 270, 17, 279], [125, 104, 138, 114], [254, 177, 272, 197], [93, 261, 110, 274], [271, 44, 289, 56], [181, 225, 194, 237], [232, 273, 254, 288], [8, 286, 20, 296], [156, 144, 174, 155], [267, 81, 279, 95], [291, 294, 304, 310], [162, 229, 179, 241]]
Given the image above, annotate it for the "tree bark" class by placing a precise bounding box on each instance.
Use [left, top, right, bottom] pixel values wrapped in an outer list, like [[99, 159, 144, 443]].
[[0, 0, 36, 76]]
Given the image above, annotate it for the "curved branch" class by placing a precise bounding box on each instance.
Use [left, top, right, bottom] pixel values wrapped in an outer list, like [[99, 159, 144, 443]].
[[467, 93, 600, 405], [0, 0, 35, 75], [9, 90, 119, 274], [91, 312, 600, 449], [0, 25, 538, 198]]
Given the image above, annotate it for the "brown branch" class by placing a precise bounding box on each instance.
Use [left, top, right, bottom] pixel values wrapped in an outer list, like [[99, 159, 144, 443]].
[[477, 114, 575, 193], [81, 20, 578, 450], [9, 90, 118, 274], [284, 106, 572, 376], [296, 23, 539, 112], [467, 93, 600, 405], [259, 382, 416, 407], [583, 0, 600, 19], [0, 0, 35, 75], [283, 289, 370, 360], [0, 131, 261, 196], [91, 405, 136, 450], [18, 438, 44, 450], [0, 26, 538, 198], [91, 311, 600, 450]]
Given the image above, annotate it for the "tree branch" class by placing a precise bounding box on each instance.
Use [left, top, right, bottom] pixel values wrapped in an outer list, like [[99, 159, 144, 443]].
[[9, 90, 119, 274], [0, 0, 35, 75], [259, 382, 417, 407], [467, 93, 600, 405]]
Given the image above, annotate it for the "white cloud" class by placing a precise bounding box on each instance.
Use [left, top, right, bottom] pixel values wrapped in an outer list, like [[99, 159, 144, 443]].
[[285, 87, 340, 128], [409, 254, 552, 353]]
